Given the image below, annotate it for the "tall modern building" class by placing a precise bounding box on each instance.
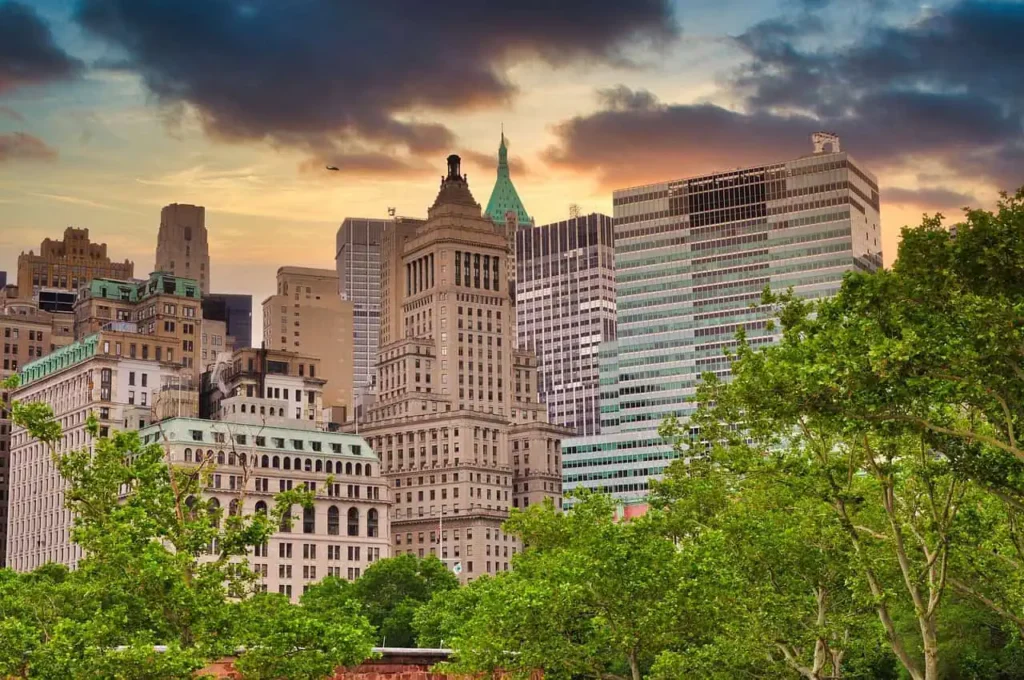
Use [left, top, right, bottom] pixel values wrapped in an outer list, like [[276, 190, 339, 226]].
[[484, 132, 532, 299], [563, 132, 882, 503], [202, 293, 253, 350], [335, 218, 387, 402], [360, 154, 570, 582], [155, 203, 211, 294], [515, 214, 617, 436], [262, 267, 354, 419], [17, 227, 134, 298]]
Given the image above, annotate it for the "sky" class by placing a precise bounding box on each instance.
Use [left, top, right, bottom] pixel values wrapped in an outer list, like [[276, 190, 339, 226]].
[[1, 0, 1022, 338]]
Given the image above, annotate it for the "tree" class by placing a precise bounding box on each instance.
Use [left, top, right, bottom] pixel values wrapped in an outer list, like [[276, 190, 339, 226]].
[[430, 494, 698, 680], [0, 374, 371, 678], [343, 554, 458, 647]]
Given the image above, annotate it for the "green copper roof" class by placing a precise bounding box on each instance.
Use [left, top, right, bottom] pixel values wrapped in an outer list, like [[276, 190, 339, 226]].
[[484, 133, 532, 227], [86, 272, 201, 303], [20, 334, 100, 385]]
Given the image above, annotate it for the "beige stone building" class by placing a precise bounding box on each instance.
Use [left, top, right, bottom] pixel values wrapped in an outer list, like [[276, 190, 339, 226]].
[[262, 267, 354, 420], [16, 227, 134, 299], [7, 330, 193, 571], [360, 155, 569, 582], [155, 203, 211, 294], [0, 301, 74, 566]]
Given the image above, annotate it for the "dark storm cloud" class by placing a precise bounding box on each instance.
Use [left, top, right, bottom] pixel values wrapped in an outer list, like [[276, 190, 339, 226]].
[[546, 0, 1024, 195], [0, 132, 57, 161], [0, 1, 84, 95], [75, 0, 678, 169], [885, 187, 978, 211]]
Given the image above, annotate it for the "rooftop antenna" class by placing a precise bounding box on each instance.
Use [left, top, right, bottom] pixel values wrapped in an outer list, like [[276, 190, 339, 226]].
[[387, 207, 396, 217], [569, 204, 581, 219]]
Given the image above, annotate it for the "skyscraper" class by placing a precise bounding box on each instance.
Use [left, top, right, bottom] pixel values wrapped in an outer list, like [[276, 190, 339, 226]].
[[202, 293, 253, 350], [155, 203, 211, 294], [515, 214, 617, 436], [563, 133, 882, 503], [360, 154, 569, 582], [262, 267, 354, 420], [335, 218, 387, 399], [17, 227, 134, 298], [484, 132, 532, 299]]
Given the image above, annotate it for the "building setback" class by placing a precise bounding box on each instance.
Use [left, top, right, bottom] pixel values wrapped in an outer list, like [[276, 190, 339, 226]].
[[515, 214, 617, 437], [17, 227, 134, 299], [360, 155, 570, 583], [155, 203, 211, 294], [563, 133, 883, 503], [262, 267, 354, 421]]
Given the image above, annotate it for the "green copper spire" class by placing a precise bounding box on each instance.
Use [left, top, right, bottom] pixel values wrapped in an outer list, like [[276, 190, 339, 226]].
[[484, 131, 532, 227]]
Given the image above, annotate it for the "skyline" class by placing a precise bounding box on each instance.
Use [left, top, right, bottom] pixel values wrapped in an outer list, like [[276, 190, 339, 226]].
[[3, 0, 1023, 323]]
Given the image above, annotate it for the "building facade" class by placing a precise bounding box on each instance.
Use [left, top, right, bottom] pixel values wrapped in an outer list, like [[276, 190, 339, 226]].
[[515, 214, 617, 437], [483, 133, 532, 299], [6, 330, 193, 571], [563, 133, 883, 503], [0, 301, 74, 566], [262, 267, 354, 420], [202, 293, 253, 350], [73, 272, 206, 384], [16, 227, 134, 299], [360, 154, 569, 583], [155, 203, 211, 294], [335, 218, 387, 405]]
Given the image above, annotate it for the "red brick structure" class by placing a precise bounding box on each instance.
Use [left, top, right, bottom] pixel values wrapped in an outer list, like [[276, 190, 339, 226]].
[[200, 648, 542, 679]]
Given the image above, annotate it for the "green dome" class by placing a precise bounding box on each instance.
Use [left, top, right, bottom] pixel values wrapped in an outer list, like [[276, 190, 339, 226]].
[[484, 133, 532, 227]]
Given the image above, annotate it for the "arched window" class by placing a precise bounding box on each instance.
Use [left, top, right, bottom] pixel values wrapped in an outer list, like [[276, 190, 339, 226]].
[[217, 451, 225, 464], [207, 449, 214, 461], [185, 495, 198, 520], [269, 407, 276, 416], [347, 508, 359, 536], [303, 505, 315, 534], [255, 501, 268, 515], [294, 457, 302, 470], [280, 506, 292, 533], [238, 453, 247, 467], [208, 497, 221, 528], [229, 452, 237, 466], [327, 506, 340, 535], [284, 457, 291, 470], [367, 508, 379, 537], [346, 462, 353, 475], [325, 461, 333, 474], [229, 499, 242, 516], [365, 465, 372, 477], [304, 458, 312, 472], [262, 454, 270, 468], [272, 456, 280, 468], [315, 459, 323, 472], [184, 448, 193, 462], [355, 463, 363, 476]]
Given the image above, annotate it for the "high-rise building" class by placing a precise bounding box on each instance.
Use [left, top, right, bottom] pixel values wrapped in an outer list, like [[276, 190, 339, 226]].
[[155, 203, 211, 294], [563, 133, 883, 503], [515, 214, 617, 437], [262, 268, 354, 419], [17, 227, 134, 299], [335, 218, 387, 400], [0, 301, 74, 566], [202, 293, 253, 350], [73, 271, 206, 384], [7, 329, 194, 571], [483, 132, 532, 299], [0, 272, 6, 288], [360, 154, 570, 583]]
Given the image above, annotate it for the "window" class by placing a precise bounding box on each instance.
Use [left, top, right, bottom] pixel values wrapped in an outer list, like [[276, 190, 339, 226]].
[[327, 506, 340, 535], [347, 508, 359, 536], [303, 506, 315, 534], [367, 508, 379, 537]]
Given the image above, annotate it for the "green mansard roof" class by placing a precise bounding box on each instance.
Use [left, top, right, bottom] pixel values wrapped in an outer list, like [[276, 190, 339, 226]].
[[484, 133, 532, 227]]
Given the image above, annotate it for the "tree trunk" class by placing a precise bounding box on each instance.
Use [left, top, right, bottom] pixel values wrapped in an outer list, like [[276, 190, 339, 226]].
[[922, 618, 939, 680], [628, 651, 641, 680]]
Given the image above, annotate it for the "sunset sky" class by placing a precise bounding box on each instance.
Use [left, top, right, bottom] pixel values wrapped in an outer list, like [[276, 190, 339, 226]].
[[2, 0, 1022, 330]]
